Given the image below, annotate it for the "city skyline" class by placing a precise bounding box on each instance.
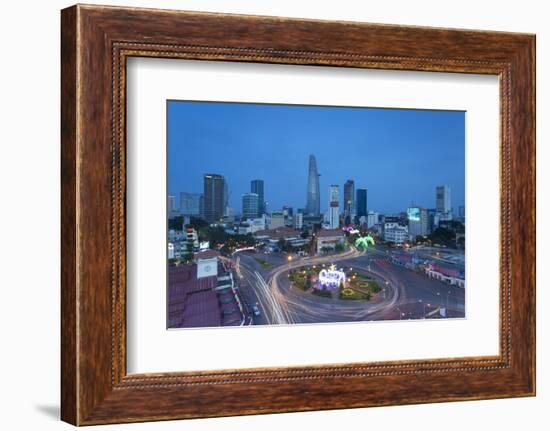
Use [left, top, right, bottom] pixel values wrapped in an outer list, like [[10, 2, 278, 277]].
[[168, 100, 465, 213]]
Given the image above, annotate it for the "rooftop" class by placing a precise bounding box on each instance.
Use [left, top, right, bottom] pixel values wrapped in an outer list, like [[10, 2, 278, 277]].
[[316, 228, 345, 238], [194, 249, 221, 260], [254, 226, 301, 240]]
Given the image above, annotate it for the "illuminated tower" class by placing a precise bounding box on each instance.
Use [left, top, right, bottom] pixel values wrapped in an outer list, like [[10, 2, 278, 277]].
[[305, 155, 320, 216]]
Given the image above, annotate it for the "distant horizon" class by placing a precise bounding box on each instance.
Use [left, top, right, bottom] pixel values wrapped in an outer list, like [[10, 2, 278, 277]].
[[168, 100, 465, 215]]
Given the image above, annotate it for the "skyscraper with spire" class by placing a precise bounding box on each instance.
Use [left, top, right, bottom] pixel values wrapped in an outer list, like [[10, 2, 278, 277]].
[[305, 154, 321, 216]]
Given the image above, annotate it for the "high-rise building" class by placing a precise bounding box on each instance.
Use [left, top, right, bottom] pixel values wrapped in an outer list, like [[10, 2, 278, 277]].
[[203, 174, 225, 223], [407, 207, 429, 238], [356, 188, 367, 220], [328, 185, 340, 229], [242, 193, 260, 219], [436, 185, 452, 214], [251, 179, 265, 215], [305, 155, 320, 216], [180, 192, 202, 216], [223, 179, 230, 216], [293, 213, 303, 230], [168, 195, 177, 214], [343, 180, 355, 222]]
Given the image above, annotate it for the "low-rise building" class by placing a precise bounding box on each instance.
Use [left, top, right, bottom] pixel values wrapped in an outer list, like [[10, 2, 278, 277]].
[[384, 225, 409, 244], [268, 211, 285, 229], [254, 227, 309, 252], [316, 228, 345, 254], [425, 262, 465, 288]]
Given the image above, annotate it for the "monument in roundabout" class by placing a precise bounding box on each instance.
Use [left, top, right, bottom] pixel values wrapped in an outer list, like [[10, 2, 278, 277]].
[[316, 264, 346, 290]]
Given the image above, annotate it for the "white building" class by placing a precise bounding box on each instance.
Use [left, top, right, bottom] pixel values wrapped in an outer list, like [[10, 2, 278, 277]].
[[293, 213, 303, 230], [328, 185, 340, 229], [384, 225, 409, 244], [237, 223, 252, 235], [245, 216, 266, 233], [367, 211, 379, 229], [269, 211, 285, 229]]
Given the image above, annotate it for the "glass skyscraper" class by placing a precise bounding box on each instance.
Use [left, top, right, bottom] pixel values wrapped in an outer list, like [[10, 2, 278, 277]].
[[356, 188, 367, 220], [203, 174, 225, 223]]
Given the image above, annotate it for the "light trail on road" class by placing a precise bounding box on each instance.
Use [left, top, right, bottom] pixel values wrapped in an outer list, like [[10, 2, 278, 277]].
[[235, 245, 464, 325], [254, 271, 295, 325]]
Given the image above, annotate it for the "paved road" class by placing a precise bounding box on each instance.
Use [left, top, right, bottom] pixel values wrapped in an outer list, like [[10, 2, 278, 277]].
[[235, 246, 465, 326]]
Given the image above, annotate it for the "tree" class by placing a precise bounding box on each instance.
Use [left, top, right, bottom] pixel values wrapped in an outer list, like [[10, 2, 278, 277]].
[[186, 217, 209, 231], [429, 227, 456, 248], [168, 216, 184, 230]]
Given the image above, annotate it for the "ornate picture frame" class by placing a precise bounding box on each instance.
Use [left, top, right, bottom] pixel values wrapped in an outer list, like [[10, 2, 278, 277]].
[[61, 4, 535, 425]]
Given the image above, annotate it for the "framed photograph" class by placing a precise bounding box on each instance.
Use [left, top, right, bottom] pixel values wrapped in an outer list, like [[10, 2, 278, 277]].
[[61, 4, 536, 425]]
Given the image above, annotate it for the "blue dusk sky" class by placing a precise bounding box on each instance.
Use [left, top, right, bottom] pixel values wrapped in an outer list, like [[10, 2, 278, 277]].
[[167, 100, 465, 215]]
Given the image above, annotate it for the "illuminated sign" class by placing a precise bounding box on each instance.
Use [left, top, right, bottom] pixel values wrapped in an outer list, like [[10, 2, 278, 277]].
[[407, 207, 421, 221]]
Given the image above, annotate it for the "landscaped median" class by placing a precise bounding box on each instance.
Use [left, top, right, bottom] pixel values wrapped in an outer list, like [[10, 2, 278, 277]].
[[340, 272, 382, 300], [339, 287, 371, 300], [288, 266, 318, 291]]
